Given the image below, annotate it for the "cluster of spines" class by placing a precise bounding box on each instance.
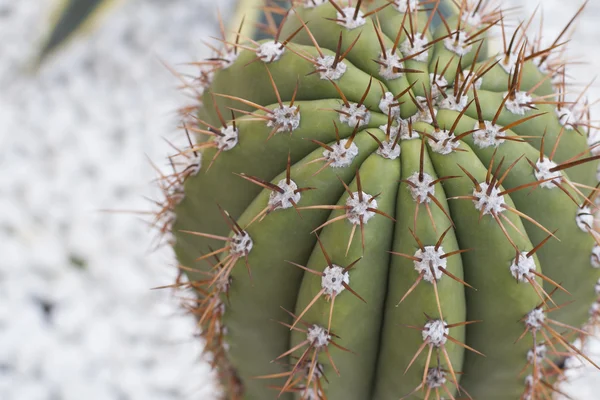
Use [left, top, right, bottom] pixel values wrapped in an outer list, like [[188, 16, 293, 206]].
[[147, 1, 600, 399]]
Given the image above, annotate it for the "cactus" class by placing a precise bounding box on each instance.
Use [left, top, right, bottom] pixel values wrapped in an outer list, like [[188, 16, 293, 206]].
[[154, 1, 600, 399]]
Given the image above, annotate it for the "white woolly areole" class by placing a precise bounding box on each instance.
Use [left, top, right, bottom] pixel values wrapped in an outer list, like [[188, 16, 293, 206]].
[[443, 30, 472, 56], [379, 49, 404, 80], [524, 374, 538, 391], [323, 139, 359, 168], [595, 278, 600, 295], [394, 0, 418, 13], [307, 325, 331, 348], [198, 66, 215, 91], [473, 182, 506, 215], [379, 122, 402, 140], [376, 140, 401, 160], [303, 362, 325, 380], [527, 344, 547, 364], [299, 362, 325, 400], [304, 0, 327, 8], [407, 172, 435, 203], [426, 368, 447, 389], [510, 252, 536, 283], [379, 123, 398, 138], [576, 206, 593, 232], [186, 153, 202, 176], [337, 7, 366, 30], [298, 382, 323, 399], [267, 105, 301, 133], [220, 48, 238, 69], [556, 107, 575, 130], [497, 53, 519, 74], [215, 301, 226, 317], [257, 41, 285, 63], [163, 211, 177, 233], [438, 94, 469, 112], [268, 179, 301, 210], [422, 320, 449, 347], [339, 103, 371, 127], [430, 74, 448, 99], [534, 158, 562, 188], [168, 183, 185, 205], [400, 35, 429, 63], [315, 55, 347, 80], [214, 125, 239, 151], [321, 265, 349, 296], [590, 301, 600, 317], [428, 129, 459, 155], [591, 245, 600, 268], [379, 92, 401, 118], [219, 322, 229, 339], [304, 388, 324, 400], [524, 308, 545, 331], [346, 191, 378, 225], [504, 91, 533, 115], [414, 246, 446, 282], [473, 120, 505, 148], [229, 231, 253, 258]]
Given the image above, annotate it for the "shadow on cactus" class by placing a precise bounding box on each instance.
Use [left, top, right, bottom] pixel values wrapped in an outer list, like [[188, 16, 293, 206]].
[[152, 1, 600, 399]]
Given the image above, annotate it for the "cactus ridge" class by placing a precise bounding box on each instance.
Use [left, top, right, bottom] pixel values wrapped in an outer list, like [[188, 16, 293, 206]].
[[151, 1, 600, 399]]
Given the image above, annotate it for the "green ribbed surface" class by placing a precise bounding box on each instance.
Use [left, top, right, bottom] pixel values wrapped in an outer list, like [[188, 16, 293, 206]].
[[169, 2, 600, 399]]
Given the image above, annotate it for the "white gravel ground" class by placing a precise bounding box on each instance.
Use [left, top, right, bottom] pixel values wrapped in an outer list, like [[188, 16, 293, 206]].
[[0, 0, 234, 399], [1, 1, 600, 399]]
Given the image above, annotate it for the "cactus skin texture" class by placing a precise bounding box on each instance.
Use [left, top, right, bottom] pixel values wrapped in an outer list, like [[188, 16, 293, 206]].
[[157, 1, 600, 399]]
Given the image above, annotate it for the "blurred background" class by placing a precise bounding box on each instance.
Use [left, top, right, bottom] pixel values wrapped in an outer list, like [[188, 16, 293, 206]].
[[1, 0, 600, 399]]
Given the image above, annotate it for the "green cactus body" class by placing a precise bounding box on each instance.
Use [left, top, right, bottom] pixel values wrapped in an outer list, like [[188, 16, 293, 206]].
[[160, 1, 600, 399]]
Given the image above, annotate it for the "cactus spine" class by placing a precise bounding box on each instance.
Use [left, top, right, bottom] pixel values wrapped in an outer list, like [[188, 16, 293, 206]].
[[154, 1, 600, 399]]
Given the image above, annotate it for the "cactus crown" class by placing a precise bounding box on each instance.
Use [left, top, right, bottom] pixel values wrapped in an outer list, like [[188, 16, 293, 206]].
[[152, 1, 600, 399]]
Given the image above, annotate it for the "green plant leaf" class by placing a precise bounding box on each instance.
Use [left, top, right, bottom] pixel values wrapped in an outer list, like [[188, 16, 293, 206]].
[[38, 0, 120, 64]]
